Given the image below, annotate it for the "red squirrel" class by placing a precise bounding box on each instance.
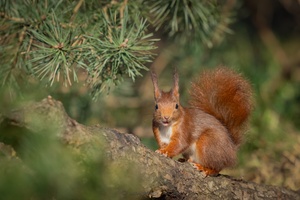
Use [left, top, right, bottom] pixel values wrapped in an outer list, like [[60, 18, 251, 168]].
[[151, 67, 253, 176]]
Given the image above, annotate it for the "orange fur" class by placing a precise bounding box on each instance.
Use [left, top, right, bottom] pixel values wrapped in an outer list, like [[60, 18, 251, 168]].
[[189, 68, 253, 145], [150, 67, 253, 176]]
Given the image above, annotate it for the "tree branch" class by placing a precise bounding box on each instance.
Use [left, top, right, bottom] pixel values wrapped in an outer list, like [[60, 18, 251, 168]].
[[0, 96, 299, 199]]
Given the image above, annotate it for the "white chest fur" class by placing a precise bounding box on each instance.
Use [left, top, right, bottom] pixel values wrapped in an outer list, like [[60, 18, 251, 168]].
[[159, 125, 173, 144]]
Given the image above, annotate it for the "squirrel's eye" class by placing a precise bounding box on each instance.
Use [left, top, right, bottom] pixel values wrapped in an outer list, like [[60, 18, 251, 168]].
[[175, 104, 179, 109], [155, 104, 158, 110]]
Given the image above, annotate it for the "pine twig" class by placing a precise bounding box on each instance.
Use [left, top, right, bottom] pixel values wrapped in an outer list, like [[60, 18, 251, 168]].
[[70, 0, 84, 22], [0, 12, 25, 23], [120, 0, 128, 20], [102, 7, 113, 43]]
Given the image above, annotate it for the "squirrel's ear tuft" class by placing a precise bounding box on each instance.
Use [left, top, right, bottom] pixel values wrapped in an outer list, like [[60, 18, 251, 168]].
[[150, 70, 161, 100], [172, 68, 179, 99]]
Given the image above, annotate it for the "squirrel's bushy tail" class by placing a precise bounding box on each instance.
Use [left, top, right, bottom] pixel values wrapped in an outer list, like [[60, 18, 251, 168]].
[[189, 67, 253, 145]]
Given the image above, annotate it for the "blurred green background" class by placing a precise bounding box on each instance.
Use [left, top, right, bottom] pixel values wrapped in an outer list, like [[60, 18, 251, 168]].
[[1, 0, 300, 194]]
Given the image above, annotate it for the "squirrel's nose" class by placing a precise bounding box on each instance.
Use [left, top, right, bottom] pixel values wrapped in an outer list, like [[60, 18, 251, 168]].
[[163, 116, 170, 121]]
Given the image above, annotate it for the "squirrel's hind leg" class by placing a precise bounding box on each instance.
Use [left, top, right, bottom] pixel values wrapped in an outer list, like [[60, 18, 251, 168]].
[[184, 149, 220, 176], [190, 162, 219, 177], [190, 128, 236, 176]]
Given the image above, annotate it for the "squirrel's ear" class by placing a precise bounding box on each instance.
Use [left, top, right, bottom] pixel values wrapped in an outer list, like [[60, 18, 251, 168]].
[[172, 68, 179, 99], [150, 70, 161, 100]]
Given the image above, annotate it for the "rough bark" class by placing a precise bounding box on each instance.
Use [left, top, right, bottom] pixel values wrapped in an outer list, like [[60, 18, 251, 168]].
[[0, 96, 299, 200]]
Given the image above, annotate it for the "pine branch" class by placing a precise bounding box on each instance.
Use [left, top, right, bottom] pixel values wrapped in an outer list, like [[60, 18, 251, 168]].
[[27, 11, 85, 87], [0, 0, 157, 99], [0, 0, 234, 98], [83, 7, 158, 99], [146, 0, 234, 47]]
